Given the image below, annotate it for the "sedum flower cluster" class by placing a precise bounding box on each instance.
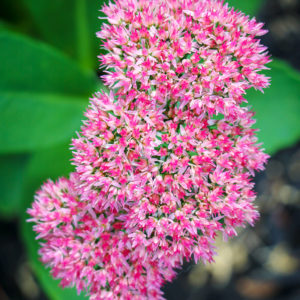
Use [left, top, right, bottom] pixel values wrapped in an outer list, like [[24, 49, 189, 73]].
[[28, 0, 271, 299]]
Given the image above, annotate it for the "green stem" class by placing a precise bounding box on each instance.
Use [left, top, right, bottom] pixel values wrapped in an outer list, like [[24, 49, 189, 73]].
[[75, 0, 93, 70]]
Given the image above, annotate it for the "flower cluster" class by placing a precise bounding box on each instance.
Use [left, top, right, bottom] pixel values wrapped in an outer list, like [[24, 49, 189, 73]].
[[28, 0, 270, 299]]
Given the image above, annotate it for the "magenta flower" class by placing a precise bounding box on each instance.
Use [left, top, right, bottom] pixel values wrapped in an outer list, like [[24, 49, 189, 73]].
[[28, 0, 271, 299], [28, 174, 175, 299]]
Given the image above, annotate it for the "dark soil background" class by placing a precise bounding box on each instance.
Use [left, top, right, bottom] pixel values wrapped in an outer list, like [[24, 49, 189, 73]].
[[1, 0, 300, 299]]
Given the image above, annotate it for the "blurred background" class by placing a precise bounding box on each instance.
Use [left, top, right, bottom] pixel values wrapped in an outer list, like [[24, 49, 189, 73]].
[[0, 0, 300, 299]]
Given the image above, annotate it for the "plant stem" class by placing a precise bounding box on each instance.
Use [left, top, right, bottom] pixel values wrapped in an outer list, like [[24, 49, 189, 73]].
[[75, 0, 93, 70]]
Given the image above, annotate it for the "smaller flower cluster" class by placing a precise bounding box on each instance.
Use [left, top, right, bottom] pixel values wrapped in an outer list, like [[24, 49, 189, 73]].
[[28, 174, 176, 299], [28, 0, 270, 299]]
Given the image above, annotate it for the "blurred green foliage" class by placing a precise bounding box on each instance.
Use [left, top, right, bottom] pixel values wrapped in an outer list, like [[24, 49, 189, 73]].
[[0, 1, 107, 298], [22, 0, 101, 70], [226, 0, 263, 15], [248, 60, 300, 153], [0, 154, 29, 217], [0, 0, 299, 299]]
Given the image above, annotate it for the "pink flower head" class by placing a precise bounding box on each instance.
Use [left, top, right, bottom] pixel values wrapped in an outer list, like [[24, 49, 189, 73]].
[[28, 0, 271, 299], [28, 174, 176, 299], [99, 0, 270, 113]]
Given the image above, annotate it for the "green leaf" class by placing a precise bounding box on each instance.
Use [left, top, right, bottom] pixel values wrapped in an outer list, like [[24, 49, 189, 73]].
[[225, 0, 263, 16], [247, 59, 300, 154], [0, 92, 86, 153], [0, 153, 30, 218], [20, 142, 86, 299], [22, 0, 107, 70], [0, 20, 13, 31], [0, 31, 96, 95], [24, 141, 74, 184], [0, 31, 102, 153]]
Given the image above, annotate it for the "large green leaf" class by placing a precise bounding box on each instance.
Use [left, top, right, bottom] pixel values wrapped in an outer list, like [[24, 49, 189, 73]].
[[23, 141, 74, 185], [0, 20, 14, 31], [226, 0, 263, 16], [248, 60, 300, 154], [20, 143, 86, 299], [0, 31, 100, 153], [0, 153, 29, 217], [22, 0, 107, 70], [0, 31, 96, 95], [0, 92, 86, 153]]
